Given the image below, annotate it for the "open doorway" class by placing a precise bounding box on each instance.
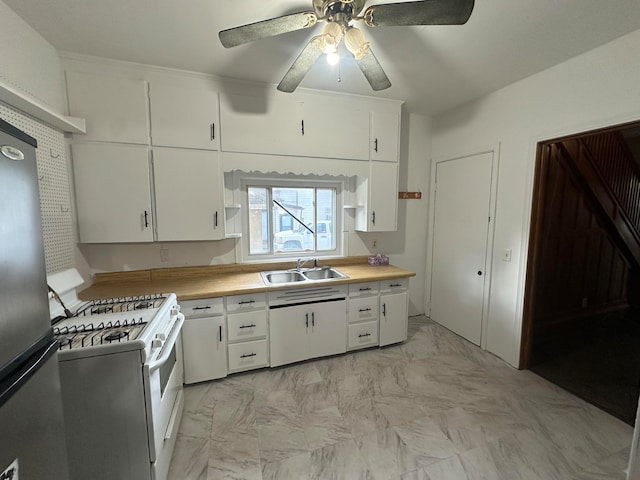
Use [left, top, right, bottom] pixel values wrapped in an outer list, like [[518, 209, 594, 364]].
[[521, 121, 640, 425]]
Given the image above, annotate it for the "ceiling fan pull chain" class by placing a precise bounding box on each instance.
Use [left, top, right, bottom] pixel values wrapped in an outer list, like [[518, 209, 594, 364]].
[[338, 60, 342, 83]]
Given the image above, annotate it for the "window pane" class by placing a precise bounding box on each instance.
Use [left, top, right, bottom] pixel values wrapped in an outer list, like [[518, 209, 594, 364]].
[[248, 187, 269, 254], [316, 188, 336, 251], [272, 187, 315, 254]]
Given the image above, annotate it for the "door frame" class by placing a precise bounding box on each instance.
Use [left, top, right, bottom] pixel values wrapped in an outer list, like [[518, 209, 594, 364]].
[[425, 146, 500, 350], [520, 120, 640, 369]]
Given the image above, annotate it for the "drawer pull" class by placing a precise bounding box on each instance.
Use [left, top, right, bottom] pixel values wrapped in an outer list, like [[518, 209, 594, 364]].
[[192, 306, 212, 310], [238, 300, 256, 305], [358, 308, 372, 312], [359, 287, 371, 291], [358, 333, 372, 338], [390, 283, 402, 287], [240, 353, 257, 358], [239, 324, 256, 329]]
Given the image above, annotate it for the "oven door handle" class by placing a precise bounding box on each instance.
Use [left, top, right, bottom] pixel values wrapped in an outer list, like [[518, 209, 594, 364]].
[[147, 313, 184, 372]]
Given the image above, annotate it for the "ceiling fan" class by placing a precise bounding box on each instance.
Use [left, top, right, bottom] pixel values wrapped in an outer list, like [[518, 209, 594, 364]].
[[219, 0, 475, 93]]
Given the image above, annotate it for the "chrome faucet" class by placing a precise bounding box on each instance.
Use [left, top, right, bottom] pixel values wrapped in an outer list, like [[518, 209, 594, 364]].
[[295, 258, 318, 271]]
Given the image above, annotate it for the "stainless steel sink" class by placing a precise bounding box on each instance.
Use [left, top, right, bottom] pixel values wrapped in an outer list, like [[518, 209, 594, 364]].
[[261, 271, 306, 285], [260, 267, 348, 286], [302, 268, 347, 281]]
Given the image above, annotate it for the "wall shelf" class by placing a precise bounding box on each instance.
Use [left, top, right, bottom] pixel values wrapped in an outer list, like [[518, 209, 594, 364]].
[[0, 79, 86, 133]]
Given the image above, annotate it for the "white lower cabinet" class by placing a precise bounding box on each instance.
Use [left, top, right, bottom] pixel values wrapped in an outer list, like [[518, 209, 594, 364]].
[[180, 277, 408, 383], [226, 294, 268, 373], [379, 291, 409, 347], [348, 321, 379, 349], [228, 340, 268, 372], [181, 298, 227, 384], [269, 299, 347, 368]]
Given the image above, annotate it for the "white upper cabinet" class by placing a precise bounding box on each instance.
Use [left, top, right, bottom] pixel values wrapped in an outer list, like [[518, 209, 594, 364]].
[[219, 92, 304, 156], [356, 161, 398, 232], [219, 92, 369, 160], [149, 80, 219, 150], [66, 71, 149, 144], [153, 148, 224, 241], [72, 143, 153, 243], [371, 111, 400, 162], [301, 96, 369, 161]]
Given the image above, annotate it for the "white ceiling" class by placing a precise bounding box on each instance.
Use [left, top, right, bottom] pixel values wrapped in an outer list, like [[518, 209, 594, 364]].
[[5, 0, 640, 115]]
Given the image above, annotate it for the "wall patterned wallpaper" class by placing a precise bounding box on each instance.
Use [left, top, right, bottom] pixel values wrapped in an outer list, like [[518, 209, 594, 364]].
[[0, 102, 75, 274]]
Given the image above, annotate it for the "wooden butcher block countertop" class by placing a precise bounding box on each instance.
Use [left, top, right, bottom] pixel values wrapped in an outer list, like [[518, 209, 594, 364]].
[[79, 256, 415, 301]]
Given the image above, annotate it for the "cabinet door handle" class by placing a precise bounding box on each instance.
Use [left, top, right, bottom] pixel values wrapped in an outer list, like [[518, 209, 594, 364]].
[[371, 211, 376, 225], [382, 303, 386, 317], [358, 308, 371, 312], [214, 211, 219, 227], [192, 306, 211, 310], [239, 324, 256, 329], [144, 210, 149, 228], [358, 333, 372, 338], [240, 353, 256, 358], [305, 313, 309, 328], [301, 119, 304, 136], [374, 138, 378, 153], [210, 122, 215, 141], [311, 311, 315, 327], [218, 325, 222, 342], [238, 300, 255, 305]]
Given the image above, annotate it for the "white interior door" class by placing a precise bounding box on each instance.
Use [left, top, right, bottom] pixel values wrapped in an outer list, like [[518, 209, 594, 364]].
[[430, 152, 493, 345]]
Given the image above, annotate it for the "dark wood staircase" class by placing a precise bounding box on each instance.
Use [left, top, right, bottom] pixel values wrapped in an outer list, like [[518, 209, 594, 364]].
[[556, 132, 640, 269]]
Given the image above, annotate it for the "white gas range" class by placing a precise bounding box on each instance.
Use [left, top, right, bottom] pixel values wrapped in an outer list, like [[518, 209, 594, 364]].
[[48, 269, 185, 480]]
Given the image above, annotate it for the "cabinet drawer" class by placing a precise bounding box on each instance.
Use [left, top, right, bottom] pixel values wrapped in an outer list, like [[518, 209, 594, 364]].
[[379, 278, 409, 293], [348, 321, 379, 350], [348, 296, 379, 324], [228, 339, 268, 372], [226, 293, 266, 312], [181, 297, 224, 318], [227, 310, 267, 342], [348, 282, 379, 297]]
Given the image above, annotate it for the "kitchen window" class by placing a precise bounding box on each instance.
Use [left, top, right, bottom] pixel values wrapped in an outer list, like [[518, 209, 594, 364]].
[[239, 177, 343, 260]]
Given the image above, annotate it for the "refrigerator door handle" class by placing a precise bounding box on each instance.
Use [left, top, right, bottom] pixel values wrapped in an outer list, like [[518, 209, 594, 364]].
[[0, 340, 58, 409]]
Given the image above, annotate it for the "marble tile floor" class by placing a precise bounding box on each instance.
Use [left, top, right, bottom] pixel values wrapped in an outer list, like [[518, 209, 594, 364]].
[[168, 316, 634, 480]]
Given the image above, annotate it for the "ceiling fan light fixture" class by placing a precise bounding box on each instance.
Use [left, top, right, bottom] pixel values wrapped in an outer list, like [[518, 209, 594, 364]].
[[344, 26, 369, 60], [319, 21, 343, 54], [326, 51, 340, 65]]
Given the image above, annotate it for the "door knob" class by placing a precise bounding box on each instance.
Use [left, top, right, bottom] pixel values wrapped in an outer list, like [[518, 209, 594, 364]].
[[477, 271, 483, 276]]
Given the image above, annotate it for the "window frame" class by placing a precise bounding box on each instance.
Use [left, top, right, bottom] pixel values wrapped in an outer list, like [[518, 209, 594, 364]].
[[238, 175, 344, 262]]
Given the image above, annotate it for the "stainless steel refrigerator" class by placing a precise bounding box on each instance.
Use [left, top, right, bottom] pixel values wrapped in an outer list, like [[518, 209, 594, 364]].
[[0, 118, 70, 479]]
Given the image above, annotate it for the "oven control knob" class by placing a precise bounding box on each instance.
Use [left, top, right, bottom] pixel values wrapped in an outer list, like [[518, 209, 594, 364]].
[[171, 306, 181, 316], [156, 333, 166, 341], [151, 338, 162, 349]]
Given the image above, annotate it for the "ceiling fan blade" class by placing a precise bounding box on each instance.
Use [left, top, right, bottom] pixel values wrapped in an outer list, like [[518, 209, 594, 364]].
[[363, 0, 474, 27], [277, 36, 324, 93], [219, 11, 318, 48], [354, 48, 391, 91]]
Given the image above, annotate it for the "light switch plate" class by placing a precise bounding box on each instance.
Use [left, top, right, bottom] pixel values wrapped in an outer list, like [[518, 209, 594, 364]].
[[502, 249, 512, 262]]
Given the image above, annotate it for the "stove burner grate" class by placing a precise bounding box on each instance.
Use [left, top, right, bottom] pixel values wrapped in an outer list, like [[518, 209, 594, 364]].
[[75, 294, 166, 316], [54, 318, 148, 350]]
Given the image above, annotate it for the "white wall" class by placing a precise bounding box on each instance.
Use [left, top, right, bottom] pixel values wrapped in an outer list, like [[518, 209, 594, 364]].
[[431, 28, 640, 367], [0, 0, 66, 112]]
